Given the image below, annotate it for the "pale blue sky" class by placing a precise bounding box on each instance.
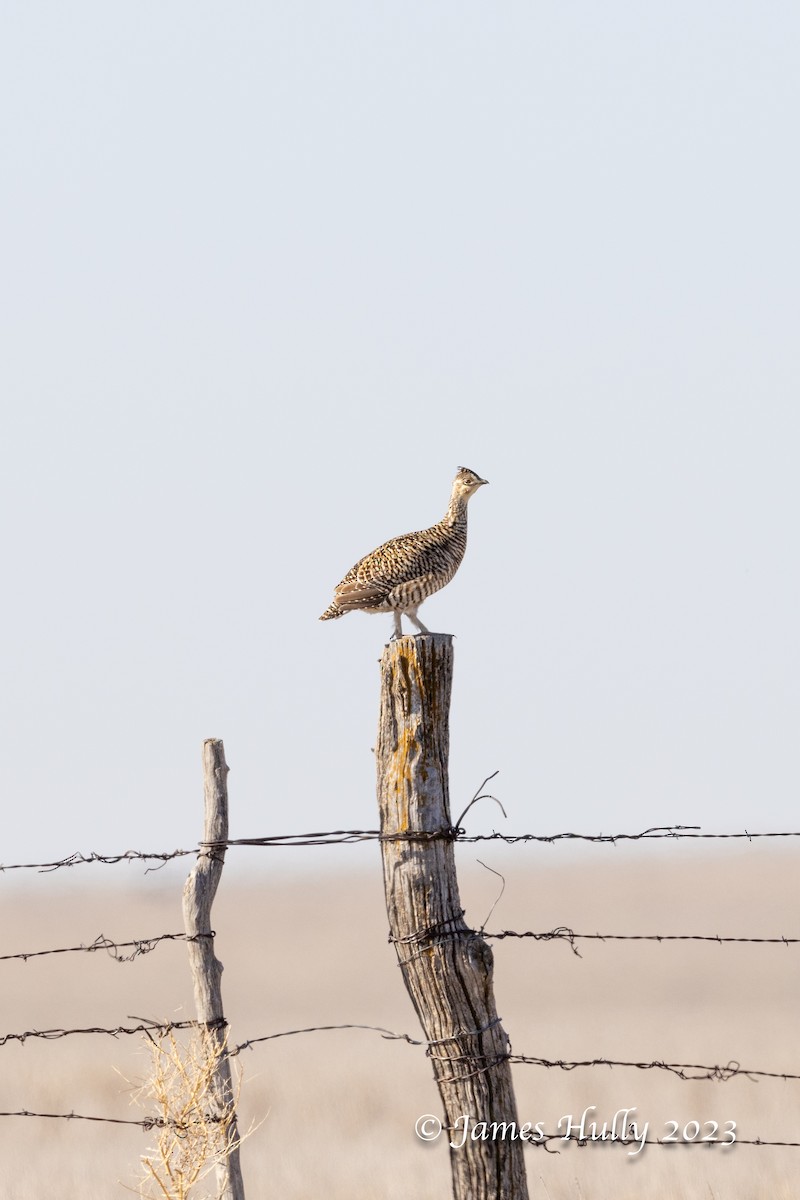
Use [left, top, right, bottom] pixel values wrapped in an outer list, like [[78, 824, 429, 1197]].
[[1, 3, 799, 870]]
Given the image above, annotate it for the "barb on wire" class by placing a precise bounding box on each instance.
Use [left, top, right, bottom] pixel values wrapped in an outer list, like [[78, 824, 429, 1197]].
[[0, 931, 214, 965]]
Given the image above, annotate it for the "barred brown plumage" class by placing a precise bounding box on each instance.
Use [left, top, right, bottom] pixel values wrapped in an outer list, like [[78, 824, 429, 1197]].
[[319, 466, 488, 638]]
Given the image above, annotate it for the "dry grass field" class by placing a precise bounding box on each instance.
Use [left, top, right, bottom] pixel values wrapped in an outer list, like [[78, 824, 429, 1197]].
[[2, 842, 799, 1198]]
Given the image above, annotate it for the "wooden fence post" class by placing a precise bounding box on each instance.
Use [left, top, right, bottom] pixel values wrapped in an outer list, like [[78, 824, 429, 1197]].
[[182, 738, 246, 1200], [376, 634, 529, 1200]]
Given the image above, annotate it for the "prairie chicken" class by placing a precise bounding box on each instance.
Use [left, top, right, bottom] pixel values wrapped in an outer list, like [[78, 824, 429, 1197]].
[[320, 466, 488, 638]]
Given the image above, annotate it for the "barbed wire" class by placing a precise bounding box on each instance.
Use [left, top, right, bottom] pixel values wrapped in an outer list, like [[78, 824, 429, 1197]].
[[506, 1054, 800, 1083], [3, 823, 800, 875], [0, 1105, 796, 1147], [457, 828, 800, 844], [210, 824, 800, 849], [528, 1132, 800, 1151], [0, 1108, 224, 1131], [0, 1107, 165, 1129], [2, 1015, 798, 1086], [0, 1019, 418, 1054], [3, 1019, 800, 1151], [428, 1049, 800, 1086], [484, 927, 800, 956], [0, 848, 198, 873], [0, 931, 214, 965], [0, 1016, 225, 1048], [3, 922, 797, 972], [230, 1022, 425, 1055]]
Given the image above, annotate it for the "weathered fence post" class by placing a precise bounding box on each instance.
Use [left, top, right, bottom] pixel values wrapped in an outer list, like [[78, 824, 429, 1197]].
[[376, 634, 529, 1200], [182, 738, 246, 1200]]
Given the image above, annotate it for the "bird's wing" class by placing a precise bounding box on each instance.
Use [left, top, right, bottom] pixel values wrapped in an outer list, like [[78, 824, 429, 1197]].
[[333, 579, 391, 610], [357, 530, 440, 582]]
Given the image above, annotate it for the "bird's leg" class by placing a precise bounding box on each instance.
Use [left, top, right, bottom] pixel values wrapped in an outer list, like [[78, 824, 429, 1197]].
[[406, 609, 430, 634], [390, 610, 404, 640]]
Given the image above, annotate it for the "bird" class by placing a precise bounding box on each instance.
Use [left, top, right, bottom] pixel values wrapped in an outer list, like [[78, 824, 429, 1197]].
[[319, 466, 488, 638]]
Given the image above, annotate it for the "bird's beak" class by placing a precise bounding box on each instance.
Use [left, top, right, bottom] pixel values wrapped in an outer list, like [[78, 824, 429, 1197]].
[[478, 477, 489, 486]]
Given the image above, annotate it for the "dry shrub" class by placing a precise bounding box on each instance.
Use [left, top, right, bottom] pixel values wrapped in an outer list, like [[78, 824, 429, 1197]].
[[129, 1027, 246, 1200]]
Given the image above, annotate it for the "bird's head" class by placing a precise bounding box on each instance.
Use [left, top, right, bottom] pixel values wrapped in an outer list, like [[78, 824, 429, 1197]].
[[453, 466, 489, 498]]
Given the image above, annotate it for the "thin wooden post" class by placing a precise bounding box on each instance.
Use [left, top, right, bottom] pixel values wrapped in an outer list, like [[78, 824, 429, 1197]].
[[182, 738, 245, 1200], [376, 634, 529, 1200]]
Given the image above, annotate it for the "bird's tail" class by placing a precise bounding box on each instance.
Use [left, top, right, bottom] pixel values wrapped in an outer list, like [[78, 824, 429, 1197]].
[[319, 603, 344, 622]]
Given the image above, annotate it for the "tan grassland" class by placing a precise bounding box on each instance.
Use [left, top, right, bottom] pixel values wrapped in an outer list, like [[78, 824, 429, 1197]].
[[1, 843, 799, 1198]]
